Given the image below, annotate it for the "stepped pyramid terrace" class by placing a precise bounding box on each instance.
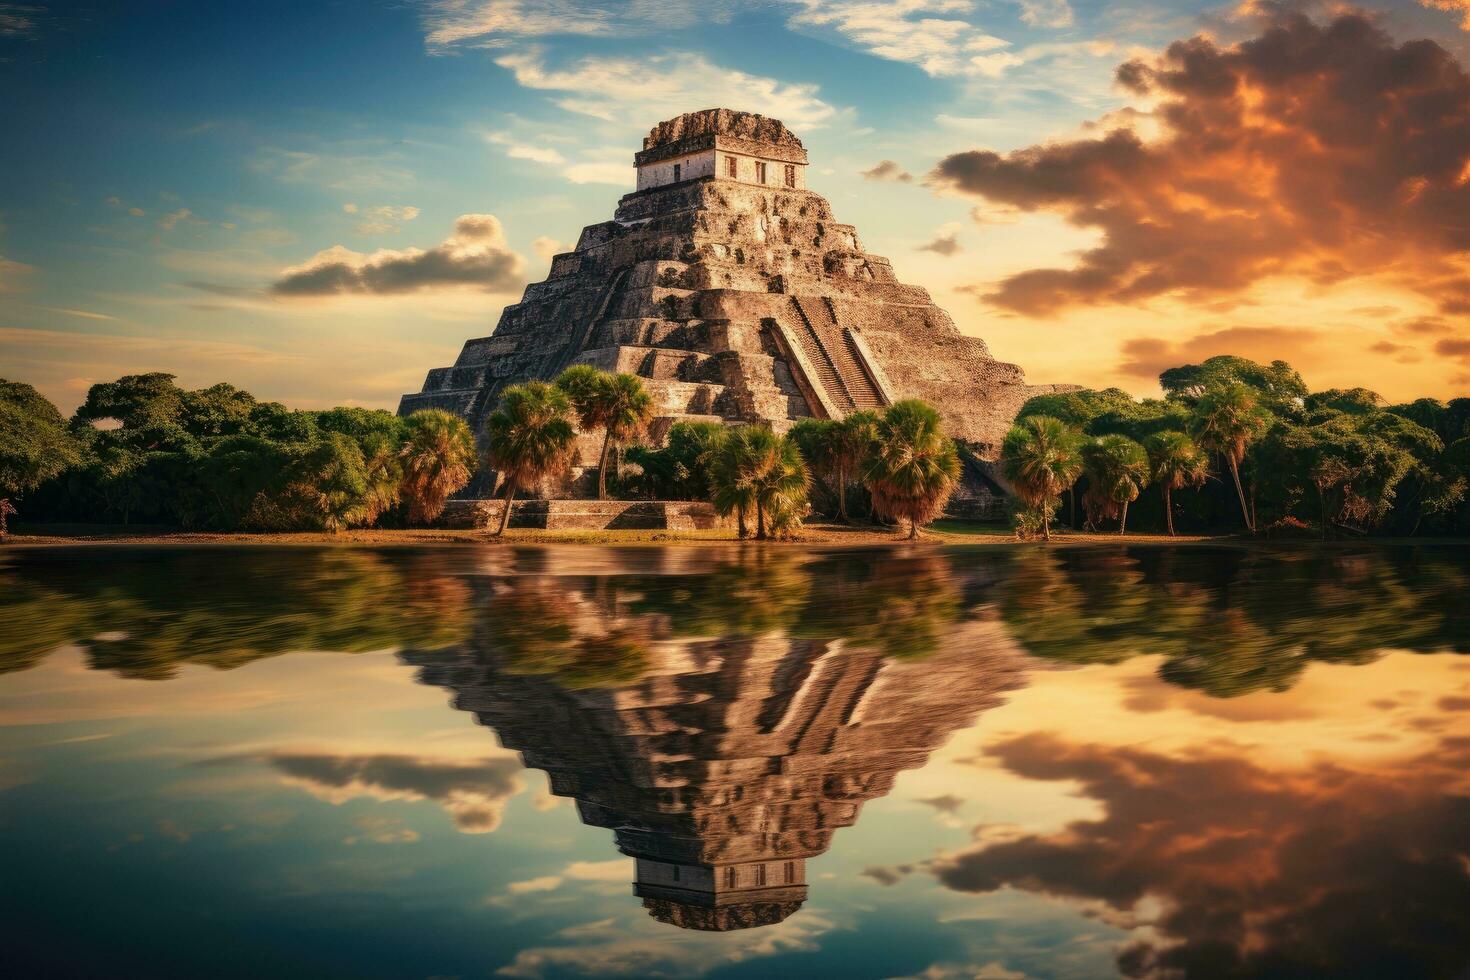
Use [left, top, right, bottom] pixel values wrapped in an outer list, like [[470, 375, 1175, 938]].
[[400, 108, 1072, 511], [402, 551, 1032, 931]]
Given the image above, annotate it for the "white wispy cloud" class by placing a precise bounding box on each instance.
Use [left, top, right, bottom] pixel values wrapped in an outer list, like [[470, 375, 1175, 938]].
[[342, 204, 423, 235], [421, 0, 621, 50], [483, 131, 568, 165], [494, 48, 839, 131], [420, 0, 721, 50], [787, 0, 992, 77], [496, 909, 835, 978], [35, 306, 119, 321], [157, 208, 205, 231], [784, 0, 1079, 77], [1015, 0, 1073, 28]]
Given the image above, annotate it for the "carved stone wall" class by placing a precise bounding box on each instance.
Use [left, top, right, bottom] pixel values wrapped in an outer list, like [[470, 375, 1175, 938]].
[[400, 109, 1075, 497]]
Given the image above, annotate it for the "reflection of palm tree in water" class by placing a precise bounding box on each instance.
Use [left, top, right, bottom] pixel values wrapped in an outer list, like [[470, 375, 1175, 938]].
[[403, 550, 1028, 931]]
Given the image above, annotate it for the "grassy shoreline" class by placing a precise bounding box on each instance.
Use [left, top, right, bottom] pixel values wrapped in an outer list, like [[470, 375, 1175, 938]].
[[8, 520, 1458, 548]]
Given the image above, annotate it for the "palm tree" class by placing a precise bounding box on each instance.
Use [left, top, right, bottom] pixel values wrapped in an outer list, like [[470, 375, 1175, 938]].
[[864, 400, 961, 540], [833, 410, 879, 523], [1145, 431, 1210, 536], [1192, 383, 1269, 533], [596, 372, 656, 498], [1081, 435, 1148, 534], [486, 382, 576, 535], [294, 432, 370, 533], [748, 429, 810, 540], [359, 431, 403, 526], [704, 426, 761, 538], [556, 366, 654, 499], [399, 409, 477, 525], [1000, 415, 1083, 542]]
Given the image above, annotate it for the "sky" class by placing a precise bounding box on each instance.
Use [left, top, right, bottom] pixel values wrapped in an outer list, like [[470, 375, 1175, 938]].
[[1, 0, 1468, 415]]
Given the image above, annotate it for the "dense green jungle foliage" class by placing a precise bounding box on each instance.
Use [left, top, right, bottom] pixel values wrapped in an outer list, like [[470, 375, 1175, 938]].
[[2, 373, 475, 531], [1005, 355, 1470, 537], [4, 354, 1466, 537]]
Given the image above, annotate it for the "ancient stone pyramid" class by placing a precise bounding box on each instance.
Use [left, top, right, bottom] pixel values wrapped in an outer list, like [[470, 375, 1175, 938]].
[[400, 108, 1068, 496], [403, 562, 1030, 932]]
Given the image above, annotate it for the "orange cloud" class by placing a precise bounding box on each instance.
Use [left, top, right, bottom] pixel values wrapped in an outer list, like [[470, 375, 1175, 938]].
[[1421, 0, 1470, 30], [930, 12, 1470, 317], [933, 732, 1470, 978]]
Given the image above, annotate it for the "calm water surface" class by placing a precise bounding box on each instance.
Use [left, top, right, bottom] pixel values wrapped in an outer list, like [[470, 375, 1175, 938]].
[[2, 543, 1468, 979]]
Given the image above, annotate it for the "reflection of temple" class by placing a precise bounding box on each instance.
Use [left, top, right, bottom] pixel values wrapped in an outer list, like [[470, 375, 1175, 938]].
[[405, 580, 1030, 931]]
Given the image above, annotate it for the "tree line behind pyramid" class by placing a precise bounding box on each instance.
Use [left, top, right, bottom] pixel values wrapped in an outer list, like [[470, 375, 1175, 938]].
[[3, 109, 1468, 538], [4, 353, 1470, 538]]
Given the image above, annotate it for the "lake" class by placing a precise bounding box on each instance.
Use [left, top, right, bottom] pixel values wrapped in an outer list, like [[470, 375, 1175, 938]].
[[2, 543, 1468, 979]]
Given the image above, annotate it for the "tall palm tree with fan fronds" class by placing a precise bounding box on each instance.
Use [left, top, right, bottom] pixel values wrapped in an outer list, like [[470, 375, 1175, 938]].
[[399, 409, 476, 525], [1000, 414, 1083, 542], [864, 400, 961, 540], [1192, 383, 1270, 533], [485, 382, 576, 535], [1146, 430, 1210, 536]]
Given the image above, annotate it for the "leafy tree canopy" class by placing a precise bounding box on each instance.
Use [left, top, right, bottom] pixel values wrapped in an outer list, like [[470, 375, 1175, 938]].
[[0, 380, 81, 497], [1160, 355, 1306, 414]]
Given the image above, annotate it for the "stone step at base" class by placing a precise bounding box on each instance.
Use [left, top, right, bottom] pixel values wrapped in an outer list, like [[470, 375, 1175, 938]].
[[439, 498, 730, 531]]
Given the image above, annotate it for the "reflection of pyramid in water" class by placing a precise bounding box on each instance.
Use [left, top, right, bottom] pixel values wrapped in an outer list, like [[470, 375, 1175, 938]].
[[407, 622, 1028, 931]]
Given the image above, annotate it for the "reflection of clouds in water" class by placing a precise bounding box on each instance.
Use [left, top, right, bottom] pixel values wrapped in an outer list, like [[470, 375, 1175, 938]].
[[494, 908, 835, 979], [860, 864, 914, 886], [931, 732, 1470, 978], [914, 793, 968, 828], [889, 962, 1027, 980], [342, 815, 420, 845], [260, 751, 525, 833], [497, 860, 634, 902]]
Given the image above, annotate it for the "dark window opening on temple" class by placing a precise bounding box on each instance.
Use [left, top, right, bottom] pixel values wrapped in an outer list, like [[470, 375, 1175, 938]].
[[724, 867, 737, 888], [672, 865, 680, 881], [726, 156, 737, 178], [756, 162, 767, 183], [673, 163, 681, 182], [785, 164, 796, 187], [757, 865, 767, 886], [784, 862, 795, 883]]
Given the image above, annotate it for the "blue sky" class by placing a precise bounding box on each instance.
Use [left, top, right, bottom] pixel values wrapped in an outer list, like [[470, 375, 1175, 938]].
[[2, 0, 1467, 412]]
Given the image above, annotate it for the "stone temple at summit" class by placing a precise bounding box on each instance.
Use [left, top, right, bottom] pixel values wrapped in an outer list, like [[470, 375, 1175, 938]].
[[400, 108, 1068, 498]]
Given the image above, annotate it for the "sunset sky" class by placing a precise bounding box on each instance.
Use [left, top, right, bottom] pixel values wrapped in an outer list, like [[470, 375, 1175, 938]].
[[2, 0, 1468, 414]]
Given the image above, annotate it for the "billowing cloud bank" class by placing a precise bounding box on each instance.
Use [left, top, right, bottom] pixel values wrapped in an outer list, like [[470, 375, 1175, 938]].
[[267, 750, 525, 832], [931, 733, 1470, 978], [930, 12, 1470, 316], [272, 214, 526, 296]]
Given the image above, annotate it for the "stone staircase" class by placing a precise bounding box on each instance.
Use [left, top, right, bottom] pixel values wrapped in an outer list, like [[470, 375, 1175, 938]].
[[839, 331, 884, 411], [553, 267, 631, 375], [789, 297, 885, 413], [786, 298, 848, 411]]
